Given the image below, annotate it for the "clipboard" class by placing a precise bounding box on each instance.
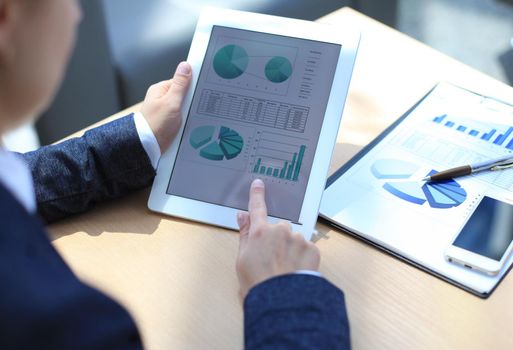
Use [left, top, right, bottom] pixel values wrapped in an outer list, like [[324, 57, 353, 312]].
[[319, 82, 513, 298]]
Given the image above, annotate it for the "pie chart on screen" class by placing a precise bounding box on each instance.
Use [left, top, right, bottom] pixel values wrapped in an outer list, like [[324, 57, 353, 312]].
[[371, 159, 467, 208], [189, 125, 244, 161], [265, 56, 293, 83], [213, 45, 249, 79]]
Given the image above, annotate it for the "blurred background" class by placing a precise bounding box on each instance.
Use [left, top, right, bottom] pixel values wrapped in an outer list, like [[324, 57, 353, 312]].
[[4, 0, 512, 151]]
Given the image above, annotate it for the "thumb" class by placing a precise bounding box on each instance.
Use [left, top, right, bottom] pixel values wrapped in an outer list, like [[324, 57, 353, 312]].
[[166, 61, 192, 110], [237, 211, 250, 249]]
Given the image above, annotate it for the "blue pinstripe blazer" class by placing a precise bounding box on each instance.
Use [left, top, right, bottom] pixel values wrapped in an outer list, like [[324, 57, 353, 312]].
[[0, 115, 350, 349]]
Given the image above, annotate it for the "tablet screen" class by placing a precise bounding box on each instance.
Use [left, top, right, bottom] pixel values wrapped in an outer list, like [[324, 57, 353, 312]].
[[167, 26, 341, 222]]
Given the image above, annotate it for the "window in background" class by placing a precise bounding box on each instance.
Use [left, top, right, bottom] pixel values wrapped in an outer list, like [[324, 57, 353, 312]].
[[397, 0, 513, 85]]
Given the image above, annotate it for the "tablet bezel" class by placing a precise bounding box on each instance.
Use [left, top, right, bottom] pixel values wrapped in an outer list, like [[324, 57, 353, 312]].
[[148, 7, 360, 239]]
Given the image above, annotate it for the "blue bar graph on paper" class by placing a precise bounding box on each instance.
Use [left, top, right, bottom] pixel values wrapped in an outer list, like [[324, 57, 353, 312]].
[[507, 138, 513, 150], [433, 114, 447, 123], [430, 114, 513, 149], [481, 129, 496, 141], [503, 127, 513, 143], [493, 127, 513, 146]]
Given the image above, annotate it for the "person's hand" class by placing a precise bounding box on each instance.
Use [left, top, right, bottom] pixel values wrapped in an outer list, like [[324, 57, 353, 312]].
[[236, 179, 320, 299], [140, 61, 192, 153]]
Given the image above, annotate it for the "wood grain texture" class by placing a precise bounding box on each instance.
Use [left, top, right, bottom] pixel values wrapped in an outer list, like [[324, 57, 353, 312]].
[[49, 7, 513, 350]]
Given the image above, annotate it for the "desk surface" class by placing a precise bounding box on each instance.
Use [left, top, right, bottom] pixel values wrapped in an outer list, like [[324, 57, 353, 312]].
[[49, 7, 513, 350]]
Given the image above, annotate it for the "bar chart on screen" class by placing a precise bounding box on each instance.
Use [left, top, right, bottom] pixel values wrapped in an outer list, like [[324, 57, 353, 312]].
[[250, 131, 307, 182]]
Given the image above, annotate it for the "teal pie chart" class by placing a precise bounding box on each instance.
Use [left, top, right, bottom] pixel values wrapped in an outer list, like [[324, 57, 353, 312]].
[[265, 56, 293, 83], [190, 125, 244, 161], [213, 45, 249, 79], [371, 159, 467, 209]]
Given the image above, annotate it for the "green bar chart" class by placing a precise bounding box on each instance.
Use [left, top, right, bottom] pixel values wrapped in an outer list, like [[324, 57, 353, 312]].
[[251, 132, 307, 182]]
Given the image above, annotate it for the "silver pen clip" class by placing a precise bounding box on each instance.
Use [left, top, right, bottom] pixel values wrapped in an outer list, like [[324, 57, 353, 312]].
[[491, 162, 513, 171]]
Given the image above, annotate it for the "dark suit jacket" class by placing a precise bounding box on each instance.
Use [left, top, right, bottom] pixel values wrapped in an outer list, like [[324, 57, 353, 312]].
[[0, 115, 350, 349]]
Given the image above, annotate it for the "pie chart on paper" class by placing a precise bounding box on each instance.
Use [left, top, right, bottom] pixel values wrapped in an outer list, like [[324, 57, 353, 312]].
[[371, 159, 467, 208], [190, 125, 244, 161]]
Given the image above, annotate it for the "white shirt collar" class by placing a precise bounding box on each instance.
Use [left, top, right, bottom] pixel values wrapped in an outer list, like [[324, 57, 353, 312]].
[[0, 147, 36, 213]]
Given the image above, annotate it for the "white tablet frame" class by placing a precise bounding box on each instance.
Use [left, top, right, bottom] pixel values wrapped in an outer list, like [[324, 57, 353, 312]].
[[148, 7, 360, 240]]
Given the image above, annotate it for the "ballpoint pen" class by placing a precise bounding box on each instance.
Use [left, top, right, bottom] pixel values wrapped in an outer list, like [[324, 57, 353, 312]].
[[422, 154, 513, 182]]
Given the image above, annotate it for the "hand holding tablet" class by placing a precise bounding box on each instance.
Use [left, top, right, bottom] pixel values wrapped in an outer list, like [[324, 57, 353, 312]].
[[148, 8, 360, 239]]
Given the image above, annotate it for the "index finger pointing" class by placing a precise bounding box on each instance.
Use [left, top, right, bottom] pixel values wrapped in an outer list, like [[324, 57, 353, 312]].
[[248, 179, 268, 227]]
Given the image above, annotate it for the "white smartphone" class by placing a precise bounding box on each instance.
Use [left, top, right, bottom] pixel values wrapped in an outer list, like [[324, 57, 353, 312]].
[[445, 195, 513, 276]]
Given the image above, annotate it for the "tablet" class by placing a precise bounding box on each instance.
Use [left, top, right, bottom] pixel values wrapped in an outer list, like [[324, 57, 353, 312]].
[[148, 7, 359, 239]]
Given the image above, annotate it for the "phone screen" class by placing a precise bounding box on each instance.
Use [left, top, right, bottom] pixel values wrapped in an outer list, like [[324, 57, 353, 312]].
[[453, 196, 513, 261]]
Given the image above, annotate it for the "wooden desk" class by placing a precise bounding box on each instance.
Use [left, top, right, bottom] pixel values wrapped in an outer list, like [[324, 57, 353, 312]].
[[49, 7, 513, 350]]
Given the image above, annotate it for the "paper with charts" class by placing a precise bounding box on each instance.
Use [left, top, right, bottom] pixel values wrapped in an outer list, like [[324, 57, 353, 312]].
[[320, 83, 513, 295]]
